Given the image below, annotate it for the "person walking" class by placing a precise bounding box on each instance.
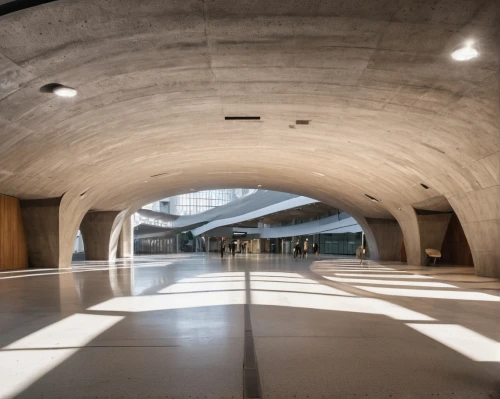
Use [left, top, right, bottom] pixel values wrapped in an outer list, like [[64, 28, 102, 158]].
[[294, 241, 301, 260], [313, 242, 319, 258], [302, 238, 309, 258], [221, 239, 226, 258]]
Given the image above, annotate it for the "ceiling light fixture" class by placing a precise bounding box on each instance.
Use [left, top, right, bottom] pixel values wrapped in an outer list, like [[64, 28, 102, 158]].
[[52, 85, 78, 97], [257, 185, 262, 187], [312, 172, 325, 177], [451, 41, 479, 61]]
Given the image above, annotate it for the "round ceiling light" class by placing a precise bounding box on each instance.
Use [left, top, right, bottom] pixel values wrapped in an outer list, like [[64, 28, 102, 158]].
[[53, 85, 77, 97], [451, 42, 479, 61]]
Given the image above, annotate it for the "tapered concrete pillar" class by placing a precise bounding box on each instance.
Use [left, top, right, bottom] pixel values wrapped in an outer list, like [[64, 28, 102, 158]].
[[416, 213, 452, 264], [20, 198, 61, 268], [395, 207, 453, 266], [364, 218, 403, 261], [448, 184, 500, 277], [393, 206, 422, 266], [117, 215, 133, 258], [80, 211, 120, 261]]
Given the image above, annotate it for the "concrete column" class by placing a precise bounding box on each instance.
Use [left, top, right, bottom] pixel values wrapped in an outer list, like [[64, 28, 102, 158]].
[[80, 211, 120, 261], [364, 218, 404, 261], [117, 215, 133, 258], [416, 213, 452, 264], [20, 198, 62, 268], [394, 207, 453, 266], [448, 184, 500, 277], [393, 206, 422, 266]]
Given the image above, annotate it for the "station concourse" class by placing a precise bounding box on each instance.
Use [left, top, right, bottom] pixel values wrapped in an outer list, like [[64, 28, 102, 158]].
[[0, 0, 499, 398]]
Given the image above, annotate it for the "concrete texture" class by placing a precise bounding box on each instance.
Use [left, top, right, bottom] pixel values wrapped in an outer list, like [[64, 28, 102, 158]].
[[80, 211, 120, 261], [365, 217, 403, 261], [0, 0, 498, 275], [117, 215, 133, 258], [0, 254, 499, 398], [417, 212, 453, 264]]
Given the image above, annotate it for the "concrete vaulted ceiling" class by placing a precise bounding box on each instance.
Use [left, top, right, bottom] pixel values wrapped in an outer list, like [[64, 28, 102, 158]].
[[0, 0, 498, 269]]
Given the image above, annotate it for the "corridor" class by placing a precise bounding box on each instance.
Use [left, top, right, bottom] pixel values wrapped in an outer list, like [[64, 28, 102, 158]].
[[0, 254, 499, 398]]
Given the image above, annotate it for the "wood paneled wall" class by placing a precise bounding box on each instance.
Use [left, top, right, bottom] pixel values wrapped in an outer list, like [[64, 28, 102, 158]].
[[0, 194, 28, 270], [441, 213, 474, 266]]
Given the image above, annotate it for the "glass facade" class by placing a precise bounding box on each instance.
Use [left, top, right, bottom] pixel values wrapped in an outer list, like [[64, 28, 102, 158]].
[[167, 188, 255, 216], [174, 189, 235, 216], [318, 232, 362, 256]]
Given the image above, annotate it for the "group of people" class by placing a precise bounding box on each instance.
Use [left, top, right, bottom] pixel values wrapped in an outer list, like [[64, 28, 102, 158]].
[[219, 238, 318, 259], [220, 239, 237, 258], [294, 239, 319, 259]]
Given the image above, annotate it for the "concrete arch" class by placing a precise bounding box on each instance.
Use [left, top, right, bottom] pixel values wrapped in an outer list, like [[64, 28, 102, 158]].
[[0, 0, 498, 275]]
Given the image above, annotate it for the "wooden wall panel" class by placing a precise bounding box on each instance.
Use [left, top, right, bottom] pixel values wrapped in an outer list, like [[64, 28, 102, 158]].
[[441, 213, 474, 266], [0, 194, 28, 270]]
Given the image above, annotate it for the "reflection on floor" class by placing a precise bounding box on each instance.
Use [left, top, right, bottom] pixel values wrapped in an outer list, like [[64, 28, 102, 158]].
[[0, 254, 499, 398]]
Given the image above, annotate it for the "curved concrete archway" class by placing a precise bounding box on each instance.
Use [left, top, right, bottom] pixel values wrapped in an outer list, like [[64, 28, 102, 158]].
[[0, 0, 498, 275]]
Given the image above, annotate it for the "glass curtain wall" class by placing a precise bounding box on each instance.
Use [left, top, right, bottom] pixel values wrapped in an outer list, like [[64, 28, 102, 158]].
[[319, 232, 362, 256], [174, 189, 235, 216]]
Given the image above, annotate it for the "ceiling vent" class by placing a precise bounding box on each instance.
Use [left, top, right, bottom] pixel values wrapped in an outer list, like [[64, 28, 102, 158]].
[[420, 183, 430, 189], [295, 120, 310, 125], [225, 116, 260, 120]]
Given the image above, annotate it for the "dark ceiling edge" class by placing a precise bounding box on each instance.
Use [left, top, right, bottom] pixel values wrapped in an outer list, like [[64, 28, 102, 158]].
[[0, 0, 58, 16]]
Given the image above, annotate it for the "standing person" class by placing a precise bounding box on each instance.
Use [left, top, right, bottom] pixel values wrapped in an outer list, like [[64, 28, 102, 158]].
[[221, 238, 226, 258], [231, 241, 236, 256], [294, 241, 301, 260], [303, 238, 309, 258]]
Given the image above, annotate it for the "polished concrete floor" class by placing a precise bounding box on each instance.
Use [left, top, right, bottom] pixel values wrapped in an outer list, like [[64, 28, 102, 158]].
[[0, 254, 499, 399]]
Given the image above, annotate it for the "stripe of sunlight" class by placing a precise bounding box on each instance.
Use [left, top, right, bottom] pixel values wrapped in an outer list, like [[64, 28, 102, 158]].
[[353, 286, 500, 301], [87, 290, 432, 321], [0, 268, 59, 274], [250, 291, 434, 321], [250, 272, 303, 278], [250, 281, 354, 296], [158, 281, 245, 293], [197, 272, 245, 277], [313, 267, 396, 271], [249, 276, 319, 284], [0, 269, 100, 280], [178, 277, 245, 283], [323, 276, 456, 288], [177, 276, 319, 284], [88, 290, 247, 312], [335, 273, 431, 279], [406, 324, 500, 362], [0, 314, 123, 399]]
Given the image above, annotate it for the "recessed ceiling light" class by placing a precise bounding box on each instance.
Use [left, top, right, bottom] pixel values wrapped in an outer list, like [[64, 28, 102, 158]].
[[452, 42, 479, 61], [365, 194, 380, 202], [53, 85, 77, 97], [312, 172, 325, 177], [257, 184, 262, 187]]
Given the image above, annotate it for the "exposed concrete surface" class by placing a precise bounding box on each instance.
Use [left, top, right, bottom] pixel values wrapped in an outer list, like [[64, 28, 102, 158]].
[[117, 215, 133, 258], [0, 0, 498, 274], [80, 211, 120, 261], [417, 213, 453, 264], [365, 218, 403, 261]]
